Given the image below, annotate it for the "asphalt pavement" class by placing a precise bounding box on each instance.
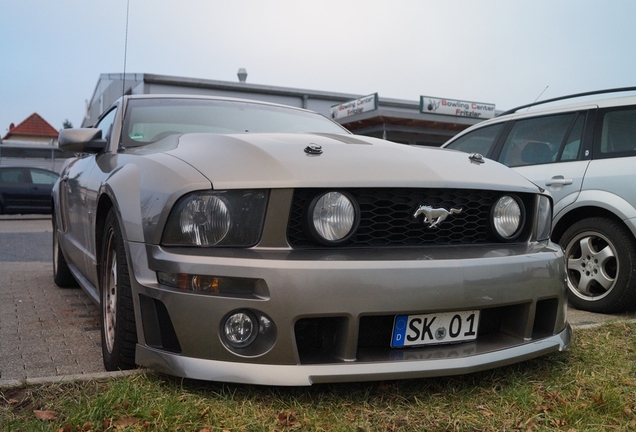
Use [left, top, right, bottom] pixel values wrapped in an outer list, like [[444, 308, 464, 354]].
[[1, 214, 635, 388]]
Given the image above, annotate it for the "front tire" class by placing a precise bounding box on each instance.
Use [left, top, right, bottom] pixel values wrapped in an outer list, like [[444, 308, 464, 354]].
[[560, 217, 636, 313], [52, 214, 77, 288], [100, 209, 137, 371]]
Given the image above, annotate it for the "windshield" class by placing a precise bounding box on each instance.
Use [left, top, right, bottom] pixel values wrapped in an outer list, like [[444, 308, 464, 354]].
[[122, 98, 350, 146]]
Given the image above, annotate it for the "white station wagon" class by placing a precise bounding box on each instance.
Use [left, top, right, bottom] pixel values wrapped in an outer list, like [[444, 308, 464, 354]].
[[444, 87, 636, 313]]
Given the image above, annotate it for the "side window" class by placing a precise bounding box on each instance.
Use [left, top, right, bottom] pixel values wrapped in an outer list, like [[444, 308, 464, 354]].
[[0, 168, 26, 183], [598, 108, 636, 157], [444, 123, 505, 157], [30, 170, 59, 185], [95, 108, 118, 143], [498, 113, 577, 167], [558, 114, 585, 161]]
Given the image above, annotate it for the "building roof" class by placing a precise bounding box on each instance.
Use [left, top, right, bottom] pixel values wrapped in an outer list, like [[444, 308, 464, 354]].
[[3, 113, 58, 140], [84, 73, 488, 145]]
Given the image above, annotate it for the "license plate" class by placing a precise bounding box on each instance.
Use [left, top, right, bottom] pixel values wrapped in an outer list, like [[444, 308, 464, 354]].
[[391, 310, 479, 347]]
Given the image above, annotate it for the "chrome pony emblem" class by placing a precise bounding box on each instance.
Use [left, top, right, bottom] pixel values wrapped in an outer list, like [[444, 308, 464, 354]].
[[413, 204, 463, 228]]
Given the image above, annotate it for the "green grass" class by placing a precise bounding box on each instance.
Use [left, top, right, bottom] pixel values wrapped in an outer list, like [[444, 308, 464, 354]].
[[2, 321, 636, 431]]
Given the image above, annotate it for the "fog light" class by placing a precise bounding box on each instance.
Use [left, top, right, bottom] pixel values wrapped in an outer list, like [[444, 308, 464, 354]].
[[223, 311, 258, 348]]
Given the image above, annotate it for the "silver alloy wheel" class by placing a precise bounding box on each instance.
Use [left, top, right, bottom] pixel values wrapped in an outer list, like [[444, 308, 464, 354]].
[[103, 228, 118, 354], [565, 230, 618, 302]]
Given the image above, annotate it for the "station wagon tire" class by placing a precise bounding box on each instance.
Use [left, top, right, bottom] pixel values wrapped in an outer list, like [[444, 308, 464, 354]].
[[52, 215, 77, 288], [100, 209, 137, 371], [560, 217, 636, 313]]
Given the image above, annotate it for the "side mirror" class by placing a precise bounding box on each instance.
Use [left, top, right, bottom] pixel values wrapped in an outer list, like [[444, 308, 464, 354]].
[[58, 128, 107, 153]]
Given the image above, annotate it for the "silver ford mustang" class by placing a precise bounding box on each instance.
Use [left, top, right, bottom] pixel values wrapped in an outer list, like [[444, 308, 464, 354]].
[[52, 95, 571, 385]]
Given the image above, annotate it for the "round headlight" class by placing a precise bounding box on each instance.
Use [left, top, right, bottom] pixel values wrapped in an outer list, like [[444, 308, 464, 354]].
[[310, 192, 357, 243], [223, 311, 258, 348], [492, 195, 523, 240], [180, 195, 230, 245]]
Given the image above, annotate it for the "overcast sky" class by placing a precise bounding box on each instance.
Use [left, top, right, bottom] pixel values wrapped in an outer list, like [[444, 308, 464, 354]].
[[1, 0, 635, 135]]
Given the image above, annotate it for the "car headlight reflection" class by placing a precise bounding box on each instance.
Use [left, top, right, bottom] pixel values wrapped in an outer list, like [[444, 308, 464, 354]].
[[180, 195, 230, 245], [492, 195, 524, 240], [162, 190, 268, 247], [310, 191, 358, 243]]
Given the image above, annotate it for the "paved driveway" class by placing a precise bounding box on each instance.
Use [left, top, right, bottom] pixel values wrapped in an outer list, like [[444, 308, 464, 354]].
[[0, 216, 105, 383]]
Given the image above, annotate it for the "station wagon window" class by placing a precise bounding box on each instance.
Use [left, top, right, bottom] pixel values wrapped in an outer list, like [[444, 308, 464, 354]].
[[558, 113, 585, 161], [598, 108, 636, 157], [444, 123, 504, 157], [499, 113, 577, 167]]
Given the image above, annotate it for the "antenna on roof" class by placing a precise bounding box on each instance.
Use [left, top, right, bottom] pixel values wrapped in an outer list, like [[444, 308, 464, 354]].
[[116, 0, 131, 152], [122, 0, 130, 96], [532, 85, 549, 104]]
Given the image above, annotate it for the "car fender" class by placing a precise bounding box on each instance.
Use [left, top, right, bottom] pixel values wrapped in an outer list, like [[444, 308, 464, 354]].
[[100, 154, 212, 246], [551, 190, 582, 221], [555, 189, 636, 239], [99, 163, 145, 243]]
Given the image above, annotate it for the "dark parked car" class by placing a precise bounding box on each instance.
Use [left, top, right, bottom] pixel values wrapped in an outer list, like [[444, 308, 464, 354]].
[[0, 166, 59, 214], [52, 95, 570, 385]]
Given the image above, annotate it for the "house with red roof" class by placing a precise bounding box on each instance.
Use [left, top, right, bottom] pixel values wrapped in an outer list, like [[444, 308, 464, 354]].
[[1, 113, 69, 172], [2, 113, 59, 144]]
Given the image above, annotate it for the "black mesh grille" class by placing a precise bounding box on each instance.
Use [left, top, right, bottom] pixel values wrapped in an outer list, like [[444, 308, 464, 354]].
[[287, 188, 534, 248]]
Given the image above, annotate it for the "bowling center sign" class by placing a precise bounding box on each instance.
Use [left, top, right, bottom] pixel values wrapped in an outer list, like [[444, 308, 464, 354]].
[[420, 96, 496, 119], [331, 93, 378, 120]]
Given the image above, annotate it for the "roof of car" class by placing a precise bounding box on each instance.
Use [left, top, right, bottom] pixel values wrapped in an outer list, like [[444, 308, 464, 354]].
[[454, 90, 636, 134], [499, 86, 636, 116], [442, 88, 636, 146]]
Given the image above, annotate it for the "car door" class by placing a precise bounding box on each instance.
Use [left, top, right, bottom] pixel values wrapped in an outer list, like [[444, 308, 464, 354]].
[[494, 111, 593, 218], [583, 105, 636, 220], [28, 168, 58, 211], [59, 153, 98, 275], [0, 167, 33, 212], [60, 107, 118, 278]]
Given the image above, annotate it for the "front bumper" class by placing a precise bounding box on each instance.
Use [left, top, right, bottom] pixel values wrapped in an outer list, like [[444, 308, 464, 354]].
[[136, 325, 571, 385], [126, 241, 571, 385]]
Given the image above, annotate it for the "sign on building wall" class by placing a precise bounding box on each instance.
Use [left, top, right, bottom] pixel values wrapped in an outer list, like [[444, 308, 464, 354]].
[[331, 93, 378, 120], [420, 96, 496, 119]]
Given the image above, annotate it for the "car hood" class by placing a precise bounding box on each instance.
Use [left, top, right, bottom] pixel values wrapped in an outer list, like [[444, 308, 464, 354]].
[[159, 132, 538, 192]]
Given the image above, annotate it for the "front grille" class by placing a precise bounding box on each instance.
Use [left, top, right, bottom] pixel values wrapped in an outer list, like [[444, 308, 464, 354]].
[[287, 188, 534, 248]]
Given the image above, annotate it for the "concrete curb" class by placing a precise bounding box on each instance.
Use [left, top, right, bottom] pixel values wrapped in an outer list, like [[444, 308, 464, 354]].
[[0, 369, 142, 389], [0, 214, 51, 221]]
